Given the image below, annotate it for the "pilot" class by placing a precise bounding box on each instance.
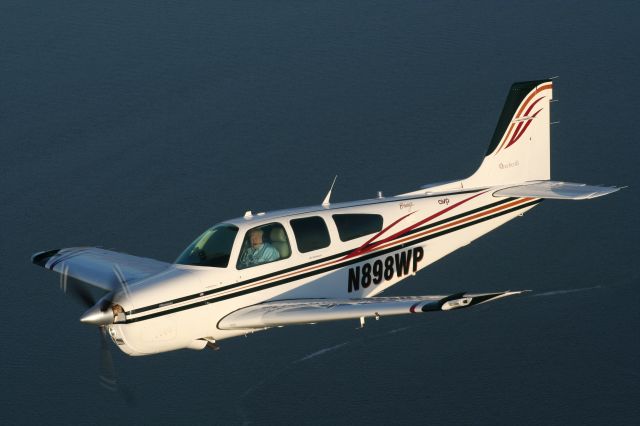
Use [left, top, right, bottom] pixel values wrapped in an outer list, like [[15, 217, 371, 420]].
[[238, 228, 280, 268]]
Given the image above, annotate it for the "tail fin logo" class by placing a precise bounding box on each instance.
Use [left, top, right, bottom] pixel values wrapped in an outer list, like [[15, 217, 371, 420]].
[[504, 98, 544, 149], [494, 82, 552, 155], [495, 96, 545, 154]]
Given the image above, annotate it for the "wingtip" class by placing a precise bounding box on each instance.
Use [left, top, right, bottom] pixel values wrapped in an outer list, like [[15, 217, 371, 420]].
[[31, 249, 61, 268], [505, 289, 531, 295], [470, 290, 529, 306], [587, 185, 624, 199]]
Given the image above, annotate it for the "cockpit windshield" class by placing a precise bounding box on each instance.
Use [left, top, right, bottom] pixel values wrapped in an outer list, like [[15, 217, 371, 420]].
[[175, 224, 238, 268]]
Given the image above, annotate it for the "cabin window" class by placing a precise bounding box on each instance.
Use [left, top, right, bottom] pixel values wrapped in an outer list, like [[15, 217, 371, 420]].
[[237, 223, 291, 269], [332, 214, 383, 242], [176, 224, 238, 268], [290, 216, 331, 253]]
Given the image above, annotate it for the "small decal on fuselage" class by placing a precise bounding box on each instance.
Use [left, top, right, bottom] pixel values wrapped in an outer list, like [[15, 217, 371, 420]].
[[348, 247, 424, 293], [399, 202, 414, 210], [499, 160, 519, 170]]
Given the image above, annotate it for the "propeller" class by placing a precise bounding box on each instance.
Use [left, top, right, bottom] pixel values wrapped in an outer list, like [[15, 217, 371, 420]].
[[60, 264, 96, 308], [77, 264, 131, 326], [59, 264, 134, 403]]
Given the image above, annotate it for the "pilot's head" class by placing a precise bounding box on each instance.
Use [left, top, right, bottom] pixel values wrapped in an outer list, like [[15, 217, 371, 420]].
[[249, 229, 264, 248]]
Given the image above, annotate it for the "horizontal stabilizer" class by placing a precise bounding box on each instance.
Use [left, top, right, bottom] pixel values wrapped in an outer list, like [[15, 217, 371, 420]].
[[217, 291, 525, 330], [493, 181, 622, 200]]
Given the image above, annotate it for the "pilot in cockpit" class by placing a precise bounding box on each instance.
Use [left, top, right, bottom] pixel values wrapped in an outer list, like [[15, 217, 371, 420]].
[[238, 228, 280, 269]]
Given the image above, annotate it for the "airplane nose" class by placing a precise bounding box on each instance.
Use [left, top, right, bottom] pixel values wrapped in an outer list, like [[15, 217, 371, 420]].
[[79, 302, 114, 326]]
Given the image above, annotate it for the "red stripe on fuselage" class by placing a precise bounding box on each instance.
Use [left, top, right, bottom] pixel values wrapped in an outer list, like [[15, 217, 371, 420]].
[[344, 211, 417, 260], [343, 190, 488, 260]]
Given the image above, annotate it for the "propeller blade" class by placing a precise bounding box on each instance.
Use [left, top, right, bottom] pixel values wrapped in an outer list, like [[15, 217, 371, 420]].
[[99, 327, 117, 392], [60, 265, 96, 308], [98, 327, 136, 405], [67, 282, 96, 308], [112, 263, 131, 300]]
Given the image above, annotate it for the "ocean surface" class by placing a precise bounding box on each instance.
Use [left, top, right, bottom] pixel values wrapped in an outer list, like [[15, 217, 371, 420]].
[[1, 1, 638, 424]]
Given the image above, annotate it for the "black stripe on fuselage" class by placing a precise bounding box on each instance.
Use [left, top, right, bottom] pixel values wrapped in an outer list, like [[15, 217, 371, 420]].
[[123, 198, 541, 324]]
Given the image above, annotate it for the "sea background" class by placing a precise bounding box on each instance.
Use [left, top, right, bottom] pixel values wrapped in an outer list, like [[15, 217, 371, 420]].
[[1, 1, 638, 424]]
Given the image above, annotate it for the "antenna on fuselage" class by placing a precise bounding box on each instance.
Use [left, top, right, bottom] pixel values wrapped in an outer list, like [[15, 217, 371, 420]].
[[322, 175, 338, 207]]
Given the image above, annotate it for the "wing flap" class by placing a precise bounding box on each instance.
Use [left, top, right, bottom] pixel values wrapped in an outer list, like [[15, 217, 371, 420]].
[[217, 291, 525, 330], [493, 180, 621, 200], [32, 247, 170, 291]]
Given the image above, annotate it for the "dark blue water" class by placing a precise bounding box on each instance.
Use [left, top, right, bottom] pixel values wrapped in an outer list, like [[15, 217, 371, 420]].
[[2, 1, 638, 424]]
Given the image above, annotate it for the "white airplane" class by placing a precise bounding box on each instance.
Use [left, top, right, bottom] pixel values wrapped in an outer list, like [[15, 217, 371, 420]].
[[33, 79, 620, 359]]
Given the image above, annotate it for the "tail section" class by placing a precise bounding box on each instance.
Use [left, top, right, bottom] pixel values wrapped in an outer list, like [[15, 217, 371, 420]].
[[464, 80, 553, 188], [409, 79, 619, 199]]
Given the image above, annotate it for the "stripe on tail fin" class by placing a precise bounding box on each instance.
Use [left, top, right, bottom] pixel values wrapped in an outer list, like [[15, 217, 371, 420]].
[[464, 80, 553, 188]]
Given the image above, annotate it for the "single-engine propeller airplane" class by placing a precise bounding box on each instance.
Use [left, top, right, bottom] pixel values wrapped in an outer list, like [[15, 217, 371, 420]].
[[33, 79, 621, 359]]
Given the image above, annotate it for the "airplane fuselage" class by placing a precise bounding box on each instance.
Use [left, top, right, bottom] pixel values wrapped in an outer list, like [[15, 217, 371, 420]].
[[108, 188, 541, 355]]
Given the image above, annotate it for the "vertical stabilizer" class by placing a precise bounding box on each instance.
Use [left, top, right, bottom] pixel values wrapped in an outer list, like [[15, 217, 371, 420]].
[[464, 80, 553, 188]]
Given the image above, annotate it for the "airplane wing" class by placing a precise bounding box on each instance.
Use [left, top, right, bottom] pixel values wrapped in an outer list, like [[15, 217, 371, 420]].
[[32, 247, 170, 291], [217, 291, 525, 330], [493, 180, 621, 200]]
